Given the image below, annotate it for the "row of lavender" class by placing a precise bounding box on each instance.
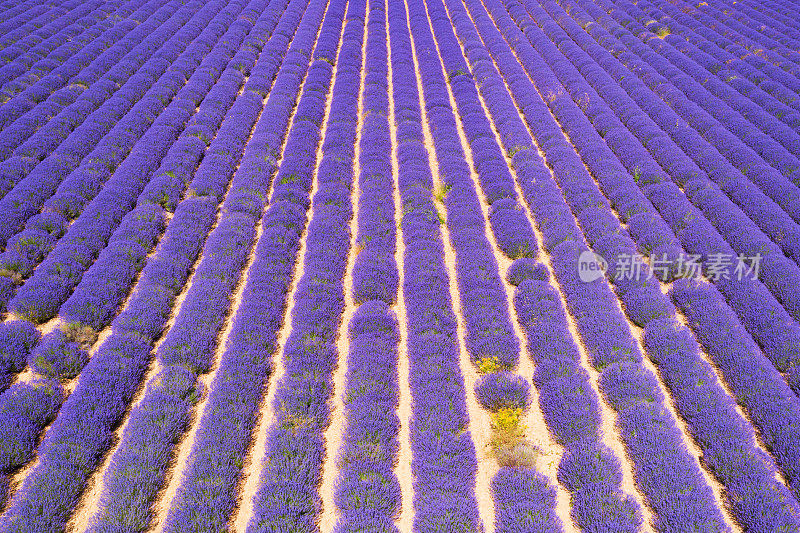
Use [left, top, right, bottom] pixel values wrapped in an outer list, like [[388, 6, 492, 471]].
[[389, 0, 483, 529], [2, 0, 800, 530], [0, 0, 180, 170], [510, 0, 800, 495], [459, 0, 800, 529], [0, 0, 202, 308], [409, 1, 564, 531], [241, 0, 353, 527], [315, 0, 800, 530], [0, 0, 248, 516], [335, 299, 402, 532], [82, 0, 326, 528], [0, 0, 322, 528], [333, 0, 404, 530]]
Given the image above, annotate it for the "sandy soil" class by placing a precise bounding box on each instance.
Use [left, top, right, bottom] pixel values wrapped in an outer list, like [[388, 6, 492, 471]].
[[230, 8, 346, 529], [68, 198, 219, 532], [428, 2, 583, 528], [460, 2, 657, 528], [404, 6, 497, 528], [150, 218, 265, 533], [318, 2, 368, 527], [0, 1, 785, 531], [684, 311, 790, 489], [387, 17, 416, 529], [69, 215, 173, 532], [506, 4, 746, 527]]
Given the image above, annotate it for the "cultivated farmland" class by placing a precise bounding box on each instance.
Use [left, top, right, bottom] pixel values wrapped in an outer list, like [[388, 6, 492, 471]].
[[0, 0, 799, 531]]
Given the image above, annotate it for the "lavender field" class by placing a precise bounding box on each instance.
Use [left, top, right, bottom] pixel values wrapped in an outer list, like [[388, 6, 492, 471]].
[[0, 0, 799, 530]]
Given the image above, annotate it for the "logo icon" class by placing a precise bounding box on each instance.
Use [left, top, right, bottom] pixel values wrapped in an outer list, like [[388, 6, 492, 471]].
[[578, 250, 608, 282]]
